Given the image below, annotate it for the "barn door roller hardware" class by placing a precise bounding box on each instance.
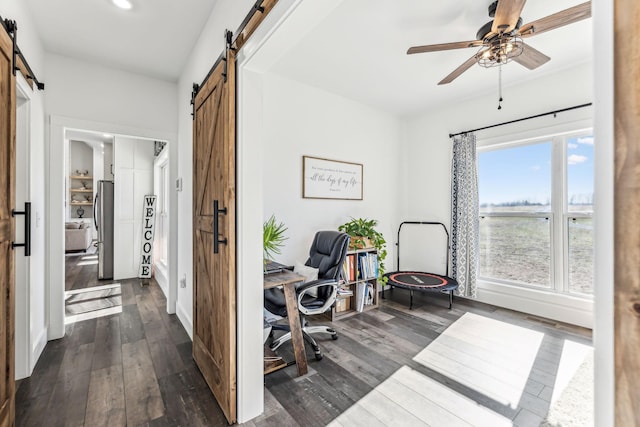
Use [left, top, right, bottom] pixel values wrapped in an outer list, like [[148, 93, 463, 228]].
[[0, 16, 45, 90]]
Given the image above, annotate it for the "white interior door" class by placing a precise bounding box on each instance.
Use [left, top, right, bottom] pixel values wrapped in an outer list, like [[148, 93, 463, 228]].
[[112, 136, 154, 280], [14, 87, 29, 380]]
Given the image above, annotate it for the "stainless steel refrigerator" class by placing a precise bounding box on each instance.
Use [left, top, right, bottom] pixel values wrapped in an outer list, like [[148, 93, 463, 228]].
[[94, 180, 114, 279]]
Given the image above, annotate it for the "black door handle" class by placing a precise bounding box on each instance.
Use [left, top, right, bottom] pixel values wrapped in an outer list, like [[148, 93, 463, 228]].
[[12, 202, 31, 256], [213, 200, 228, 254]]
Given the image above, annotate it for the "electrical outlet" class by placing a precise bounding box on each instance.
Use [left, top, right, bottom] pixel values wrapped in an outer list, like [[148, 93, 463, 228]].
[[179, 274, 187, 288]]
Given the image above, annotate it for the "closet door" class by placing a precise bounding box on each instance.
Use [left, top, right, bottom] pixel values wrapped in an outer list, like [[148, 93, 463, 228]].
[[0, 24, 16, 427], [192, 49, 237, 424]]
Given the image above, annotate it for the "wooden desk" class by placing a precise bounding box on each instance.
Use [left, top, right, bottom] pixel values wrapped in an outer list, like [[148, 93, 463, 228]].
[[263, 271, 308, 376]]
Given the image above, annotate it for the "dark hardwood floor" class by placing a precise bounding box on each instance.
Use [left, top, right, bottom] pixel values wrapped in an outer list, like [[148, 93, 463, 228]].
[[17, 255, 592, 426]]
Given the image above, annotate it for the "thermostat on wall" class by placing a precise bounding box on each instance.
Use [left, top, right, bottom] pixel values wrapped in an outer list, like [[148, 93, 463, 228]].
[[175, 177, 183, 192]]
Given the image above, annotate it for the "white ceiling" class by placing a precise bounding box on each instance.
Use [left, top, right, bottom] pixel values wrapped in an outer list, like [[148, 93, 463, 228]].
[[22, 0, 592, 113], [269, 0, 593, 116], [24, 0, 217, 81]]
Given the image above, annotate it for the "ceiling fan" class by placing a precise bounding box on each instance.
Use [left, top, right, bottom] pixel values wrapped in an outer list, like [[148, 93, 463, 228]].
[[407, 0, 592, 85]]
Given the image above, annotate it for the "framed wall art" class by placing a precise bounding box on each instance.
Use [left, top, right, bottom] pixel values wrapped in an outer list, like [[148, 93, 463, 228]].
[[302, 156, 363, 200]]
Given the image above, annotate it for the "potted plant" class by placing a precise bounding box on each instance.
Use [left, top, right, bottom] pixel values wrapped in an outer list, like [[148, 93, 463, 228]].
[[263, 215, 288, 265], [338, 217, 388, 285]]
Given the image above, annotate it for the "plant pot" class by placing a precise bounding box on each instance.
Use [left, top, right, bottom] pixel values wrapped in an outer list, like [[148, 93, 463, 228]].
[[349, 236, 374, 250]]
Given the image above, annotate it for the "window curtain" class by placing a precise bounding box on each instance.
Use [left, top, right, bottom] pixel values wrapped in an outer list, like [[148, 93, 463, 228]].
[[451, 133, 479, 298]]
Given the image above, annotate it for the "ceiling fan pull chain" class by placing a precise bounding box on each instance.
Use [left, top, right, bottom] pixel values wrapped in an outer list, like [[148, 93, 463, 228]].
[[498, 64, 503, 110]]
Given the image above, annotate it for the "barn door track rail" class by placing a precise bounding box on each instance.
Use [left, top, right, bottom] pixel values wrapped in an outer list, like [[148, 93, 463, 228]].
[[0, 16, 45, 90]]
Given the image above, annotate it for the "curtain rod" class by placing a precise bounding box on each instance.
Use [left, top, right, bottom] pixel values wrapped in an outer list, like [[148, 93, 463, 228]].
[[448, 102, 592, 139]]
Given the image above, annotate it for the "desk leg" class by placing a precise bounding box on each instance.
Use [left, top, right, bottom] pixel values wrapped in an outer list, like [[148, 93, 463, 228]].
[[282, 284, 308, 376]]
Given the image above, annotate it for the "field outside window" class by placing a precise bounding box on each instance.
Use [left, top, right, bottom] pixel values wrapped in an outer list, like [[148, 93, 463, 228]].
[[478, 133, 593, 296]]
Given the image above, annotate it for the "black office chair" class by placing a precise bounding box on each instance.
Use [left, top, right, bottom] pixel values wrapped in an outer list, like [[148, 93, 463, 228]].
[[265, 230, 350, 361]]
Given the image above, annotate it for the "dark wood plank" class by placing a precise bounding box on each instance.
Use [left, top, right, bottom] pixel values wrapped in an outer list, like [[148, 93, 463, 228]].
[[85, 365, 126, 427], [119, 282, 137, 306], [92, 315, 122, 370], [156, 368, 227, 427], [122, 340, 165, 425], [119, 304, 146, 344], [148, 337, 185, 379], [64, 317, 97, 348], [137, 293, 169, 343], [45, 369, 91, 427], [58, 342, 95, 378]]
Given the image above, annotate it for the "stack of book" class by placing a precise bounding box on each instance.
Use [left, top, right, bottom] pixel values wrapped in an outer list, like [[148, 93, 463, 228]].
[[340, 252, 378, 283]]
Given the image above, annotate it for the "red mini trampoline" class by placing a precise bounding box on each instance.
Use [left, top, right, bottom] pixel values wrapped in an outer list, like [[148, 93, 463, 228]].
[[383, 222, 459, 309]]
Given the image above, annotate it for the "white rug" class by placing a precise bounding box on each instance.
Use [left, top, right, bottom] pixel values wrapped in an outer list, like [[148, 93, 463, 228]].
[[540, 350, 594, 427]]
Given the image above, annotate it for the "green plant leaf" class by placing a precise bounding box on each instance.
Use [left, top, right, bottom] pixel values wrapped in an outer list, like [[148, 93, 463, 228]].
[[338, 217, 387, 282], [263, 215, 288, 261]]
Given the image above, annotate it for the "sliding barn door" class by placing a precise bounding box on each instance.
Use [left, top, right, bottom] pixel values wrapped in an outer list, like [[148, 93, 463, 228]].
[[0, 24, 16, 427], [192, 50, 237, 424]]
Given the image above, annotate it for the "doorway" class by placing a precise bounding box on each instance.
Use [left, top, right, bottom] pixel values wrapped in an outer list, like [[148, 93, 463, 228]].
[[48, 116, 178, 340], [62, 129, 170, 325]]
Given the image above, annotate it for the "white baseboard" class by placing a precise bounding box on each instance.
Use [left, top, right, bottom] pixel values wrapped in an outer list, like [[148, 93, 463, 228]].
[[154, 264, 169, 297], [476, 280, 593, 329], [176, 301, 193, 341], [31, 327, 48, 375]]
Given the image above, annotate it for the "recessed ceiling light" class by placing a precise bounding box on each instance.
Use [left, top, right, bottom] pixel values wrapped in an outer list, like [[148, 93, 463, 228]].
[[112, 0, 133, 10]]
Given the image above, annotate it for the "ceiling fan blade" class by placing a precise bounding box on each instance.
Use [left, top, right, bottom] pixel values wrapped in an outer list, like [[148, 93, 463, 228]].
[[438, 55, 478, 85], [519, 2, 591, 38], [513, 43, 551, 69], [491, 0, 527, 34], [407, 40, 484, 55]]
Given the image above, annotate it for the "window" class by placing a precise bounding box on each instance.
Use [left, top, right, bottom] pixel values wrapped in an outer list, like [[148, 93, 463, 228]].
[[478, 132, 593, 295]]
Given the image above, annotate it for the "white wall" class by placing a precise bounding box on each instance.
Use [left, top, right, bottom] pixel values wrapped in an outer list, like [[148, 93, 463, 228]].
[[262, 73, 401, 266], [402, 62, 594, 327], [44, 53, 178, 132], [5, 0, 48, 379], [113, 136, 155, 280]]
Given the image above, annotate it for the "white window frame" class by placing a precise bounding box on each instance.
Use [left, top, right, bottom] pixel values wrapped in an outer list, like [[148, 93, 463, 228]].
[[478, 126, 593, 298]]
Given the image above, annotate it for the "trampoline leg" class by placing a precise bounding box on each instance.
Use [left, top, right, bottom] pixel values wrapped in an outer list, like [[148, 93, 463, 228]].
[[449, 291, 453, 310], [382, 286, 385, 299], [409, 290, 413, 310]]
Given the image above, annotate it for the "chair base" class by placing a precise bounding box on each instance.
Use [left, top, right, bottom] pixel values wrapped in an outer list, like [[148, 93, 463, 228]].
[[269, 324, 337, 361]]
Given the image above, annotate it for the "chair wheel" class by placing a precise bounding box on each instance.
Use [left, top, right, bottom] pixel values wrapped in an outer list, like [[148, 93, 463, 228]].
[[331, 334, 338, 340], [315, 352, 323, 361]]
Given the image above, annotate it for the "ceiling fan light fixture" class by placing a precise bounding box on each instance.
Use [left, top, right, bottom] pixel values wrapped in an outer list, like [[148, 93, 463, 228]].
[[475, 35, 524, 68], [111, 0, 133, 10]]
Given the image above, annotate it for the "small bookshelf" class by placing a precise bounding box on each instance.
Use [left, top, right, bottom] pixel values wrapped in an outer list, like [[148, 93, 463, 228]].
[[329, 247, 380, 320]]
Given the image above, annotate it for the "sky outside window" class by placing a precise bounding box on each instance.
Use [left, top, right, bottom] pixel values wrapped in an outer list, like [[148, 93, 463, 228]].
[[567, 135, 594, 211], [479, 142, 552, 211]]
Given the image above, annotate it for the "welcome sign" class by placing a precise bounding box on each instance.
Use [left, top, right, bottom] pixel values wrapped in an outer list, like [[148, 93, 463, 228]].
[[139, 195, 157, 279]]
